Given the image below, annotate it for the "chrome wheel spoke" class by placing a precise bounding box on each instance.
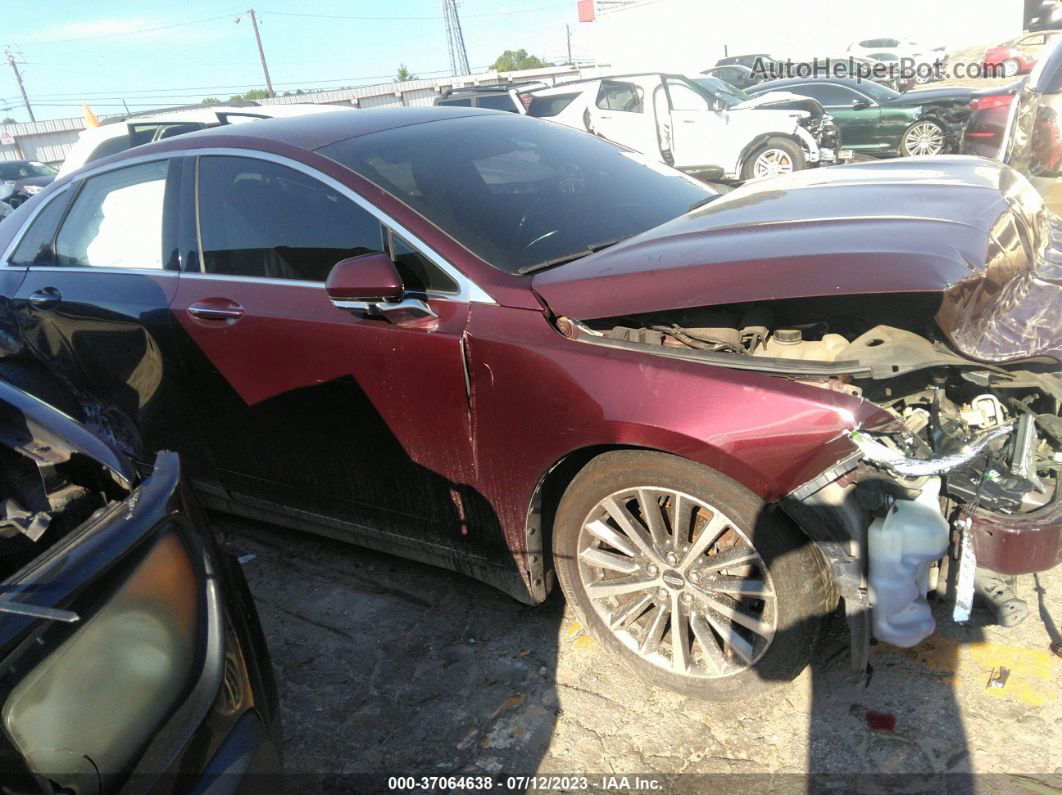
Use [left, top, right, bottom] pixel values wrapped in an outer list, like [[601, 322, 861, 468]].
[[671, 492, 694, 547], [639, 601, 670, 655], [584, 519, 639, 558], [580, 547, 639, 574], [602, 497, 661, 564], [586, 575, 656, 599], [670, 593, 690, 673], [690, 610, 727, 674], [703, 609, 756, 665], [609, 592, 654, 630], [694, 588, 773, 639], [679, 512, 728, 570], [698, 545, 760, 573], [636, 488, 668, 547]]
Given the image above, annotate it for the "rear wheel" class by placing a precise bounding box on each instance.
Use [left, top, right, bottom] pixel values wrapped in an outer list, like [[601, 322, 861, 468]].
[[741, 137, 805, 180], [553, 450, 833, 700], [1003, 58, 1021, 78]]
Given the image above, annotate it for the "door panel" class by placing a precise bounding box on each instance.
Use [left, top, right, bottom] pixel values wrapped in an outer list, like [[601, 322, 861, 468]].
[[174, 153, 483, 555], [588, 80, 658, 156], [10, 159, 201, 464], [664, 78, 729, 169]]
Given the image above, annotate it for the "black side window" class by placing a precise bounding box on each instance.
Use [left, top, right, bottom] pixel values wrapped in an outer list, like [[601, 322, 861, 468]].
[[197, 156, 384, 282], [596, 81, 643, 112], [476, 94, 517, 112], [526, 92, 581, 118], [390, 232, 458, 294], [9, 190, 75, 266], [437, 97, 473, 107]]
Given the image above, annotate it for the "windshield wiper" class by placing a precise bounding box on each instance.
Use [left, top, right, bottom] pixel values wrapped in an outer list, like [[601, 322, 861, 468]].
[[516, 237, 630, 276]]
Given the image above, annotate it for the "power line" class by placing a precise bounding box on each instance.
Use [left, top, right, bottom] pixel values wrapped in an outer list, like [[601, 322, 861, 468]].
[[23, 13, 241, 45], [4, 48, 34, 122], [258, 3, 570, 21]]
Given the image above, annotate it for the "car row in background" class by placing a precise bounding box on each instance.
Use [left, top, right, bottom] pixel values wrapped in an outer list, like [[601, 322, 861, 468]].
[[0, 374, 280, 789], [523, 73, 841, 179], [1, 160, 58, 219], [746, 76, 974, 156]]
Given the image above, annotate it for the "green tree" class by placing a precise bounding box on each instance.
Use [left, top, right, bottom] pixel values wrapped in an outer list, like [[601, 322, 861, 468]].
[[491, 49, 551, 72], [229, 88, 271, 102], [201, 97, 221, 105], [395, 64, 418, 82], [1, 117, 15, 124]]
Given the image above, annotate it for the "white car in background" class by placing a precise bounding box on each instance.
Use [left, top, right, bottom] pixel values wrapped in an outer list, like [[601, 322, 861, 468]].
[[57, 103, 348, 178], [524, 73, 843, 180], [847, 37, 947, 66]]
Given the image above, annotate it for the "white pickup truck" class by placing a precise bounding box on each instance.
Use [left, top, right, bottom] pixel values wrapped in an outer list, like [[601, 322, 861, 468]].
[[524, 73, 844, 180]]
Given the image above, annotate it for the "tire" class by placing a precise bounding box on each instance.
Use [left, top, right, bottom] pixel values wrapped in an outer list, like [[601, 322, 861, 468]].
[[900, 119, 947, 156], [553, 450, 833, 701], [740, 136, 806, 180]]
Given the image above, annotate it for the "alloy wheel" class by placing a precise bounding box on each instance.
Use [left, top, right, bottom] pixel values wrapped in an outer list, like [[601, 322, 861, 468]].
[[576, 487, 777, 679], [902, 122, 945, 156], [752, 148, 795, 178]]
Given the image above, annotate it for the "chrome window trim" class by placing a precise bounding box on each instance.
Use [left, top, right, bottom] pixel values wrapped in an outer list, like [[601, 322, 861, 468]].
[[16, 266, 179, 277], [189, 147, 495, 305]]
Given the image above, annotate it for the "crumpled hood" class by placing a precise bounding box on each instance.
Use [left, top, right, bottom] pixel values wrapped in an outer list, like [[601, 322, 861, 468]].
[[730, 90, 821, 117], [532, 156, 1061, 363], [889, 86, 974, 106]]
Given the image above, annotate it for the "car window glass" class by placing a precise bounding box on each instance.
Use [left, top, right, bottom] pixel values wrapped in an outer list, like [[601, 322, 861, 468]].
[[437, 97, 473, 107], [197, 155, 384, 282], [792, 84, 858, 106], [390, 233, 458, 294], [596, 81, 643, 112], [9, 190, 75, 267], [476, 94, 516, 111], [53, 160, 169, 269], [666, 79, 711, 111], [526, 92, 582, 117]]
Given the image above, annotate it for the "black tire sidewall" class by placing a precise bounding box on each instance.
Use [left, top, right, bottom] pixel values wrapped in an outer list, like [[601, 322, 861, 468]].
[[553, 450, 830, 700]]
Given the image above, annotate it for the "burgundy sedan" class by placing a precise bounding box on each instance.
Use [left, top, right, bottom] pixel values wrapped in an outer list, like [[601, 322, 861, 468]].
[[0, 108, 1058, 700]]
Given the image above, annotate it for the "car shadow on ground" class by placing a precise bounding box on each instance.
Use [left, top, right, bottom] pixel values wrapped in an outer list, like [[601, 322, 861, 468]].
[[222, 513, 1059, 792]]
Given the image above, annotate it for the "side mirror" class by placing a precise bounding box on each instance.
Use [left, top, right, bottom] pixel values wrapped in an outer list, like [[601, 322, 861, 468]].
[[326, 252, 437, 328], [852, 99, 870, 110]]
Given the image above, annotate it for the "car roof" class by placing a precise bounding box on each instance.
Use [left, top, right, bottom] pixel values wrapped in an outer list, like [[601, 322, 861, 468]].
[[97, 106, 498, 161], [755, 75, 873, 91]]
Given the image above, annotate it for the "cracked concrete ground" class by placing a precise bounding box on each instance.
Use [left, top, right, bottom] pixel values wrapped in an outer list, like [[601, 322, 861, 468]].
[[220, 515, 1062, 789]]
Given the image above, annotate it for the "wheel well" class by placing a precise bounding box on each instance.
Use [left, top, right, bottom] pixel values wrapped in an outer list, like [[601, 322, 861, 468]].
[[737, 134, 802, 174], [524, 444, 645, 602]]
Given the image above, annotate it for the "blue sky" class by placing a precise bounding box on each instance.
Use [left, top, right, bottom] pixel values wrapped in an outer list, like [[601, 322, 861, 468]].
[[1, 1, 581, 122]]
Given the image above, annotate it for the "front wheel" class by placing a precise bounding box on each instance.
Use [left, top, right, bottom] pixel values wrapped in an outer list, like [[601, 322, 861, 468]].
[[1003, 58, 1021, 77], [900, 119, 947, 156], [553, 450, 834, 700], [740, 137, 806, 180]]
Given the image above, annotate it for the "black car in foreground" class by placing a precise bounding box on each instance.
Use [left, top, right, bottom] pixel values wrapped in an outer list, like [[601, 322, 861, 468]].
[[0, 376, 280, 792]]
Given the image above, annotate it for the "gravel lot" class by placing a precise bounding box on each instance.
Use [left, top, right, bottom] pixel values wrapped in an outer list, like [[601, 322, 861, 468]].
[[220, 514, 1062, 790]]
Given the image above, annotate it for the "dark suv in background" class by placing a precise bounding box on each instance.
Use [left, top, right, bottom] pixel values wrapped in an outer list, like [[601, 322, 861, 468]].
[[433, 81, 545, 113]]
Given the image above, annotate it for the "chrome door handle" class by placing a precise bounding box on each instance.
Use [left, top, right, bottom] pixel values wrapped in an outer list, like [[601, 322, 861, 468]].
[[28, 287, 62, 310], [188, 301, 245, 321]]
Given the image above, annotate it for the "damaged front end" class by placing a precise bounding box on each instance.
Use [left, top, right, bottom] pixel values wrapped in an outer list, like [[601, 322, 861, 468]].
[[557, 278, 1060, 662]]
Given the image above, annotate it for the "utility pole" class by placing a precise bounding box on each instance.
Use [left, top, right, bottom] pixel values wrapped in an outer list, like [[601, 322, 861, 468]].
[[4, 49, 34, 123], [442, 0, 470, 77], [244, 9, 274, 97], [566, 24, 573, 65]]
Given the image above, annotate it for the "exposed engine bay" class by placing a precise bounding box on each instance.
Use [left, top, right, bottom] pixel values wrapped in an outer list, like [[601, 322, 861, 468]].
[[564, 292, 1061, 654], [0, 387, 132, 581]]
